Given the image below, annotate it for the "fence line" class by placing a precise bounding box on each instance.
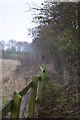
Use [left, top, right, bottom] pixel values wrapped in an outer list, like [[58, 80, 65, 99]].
[[0, 66, 46, 119]]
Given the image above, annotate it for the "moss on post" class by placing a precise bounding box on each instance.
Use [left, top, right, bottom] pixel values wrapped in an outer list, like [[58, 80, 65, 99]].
[[37, 71, 46, 103], [27, 76, 38, 118], [10, 92, 22, 119]]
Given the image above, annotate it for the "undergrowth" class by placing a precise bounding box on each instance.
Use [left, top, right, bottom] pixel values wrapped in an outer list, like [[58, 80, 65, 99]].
[[35, 79, 79, 118]]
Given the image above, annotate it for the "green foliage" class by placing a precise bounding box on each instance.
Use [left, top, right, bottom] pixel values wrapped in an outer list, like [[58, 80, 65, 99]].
[[37, 79, 79, 118], [30, 1, 78, 72], [60, 28, 78, 69]]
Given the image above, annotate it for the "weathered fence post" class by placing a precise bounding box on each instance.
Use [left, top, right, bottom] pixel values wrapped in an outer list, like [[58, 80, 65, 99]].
[[10, 92, 22, 119], [27, 76, 38, 118], [1, 66, 46, 119], [37, 69, 46, 103]]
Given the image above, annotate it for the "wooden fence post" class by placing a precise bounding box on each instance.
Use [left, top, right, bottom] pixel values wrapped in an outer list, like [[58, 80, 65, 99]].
[[10, 92, 22, 119], [27, 76, 38, 118], [37, 71, 46, 103]]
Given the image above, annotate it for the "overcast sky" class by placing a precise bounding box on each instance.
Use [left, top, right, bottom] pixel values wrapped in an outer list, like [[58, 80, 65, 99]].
[[0, 0, 43, 43], [0, 0, 78, 43]]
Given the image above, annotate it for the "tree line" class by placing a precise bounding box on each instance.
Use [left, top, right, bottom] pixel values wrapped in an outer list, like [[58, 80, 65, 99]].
[[0, 40, 32, 60], [0, 40, 29, 52], [27, 1, 79, 75]]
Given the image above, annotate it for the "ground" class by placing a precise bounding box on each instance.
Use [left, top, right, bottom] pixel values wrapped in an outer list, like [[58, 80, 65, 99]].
[[1, 60, 79, 118], [35, 70, 79, 118]]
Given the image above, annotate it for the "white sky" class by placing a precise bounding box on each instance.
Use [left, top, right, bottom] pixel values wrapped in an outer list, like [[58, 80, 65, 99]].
[[0, 0, 78, 43], [0, 0, 43, 43]]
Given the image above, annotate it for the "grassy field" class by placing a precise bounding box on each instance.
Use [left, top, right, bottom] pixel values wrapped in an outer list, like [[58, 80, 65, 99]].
[[0, 59, 20, 74], [0, 59, 22, 104], [1, 58, 39, 105], [0, 59, 20, 84]]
